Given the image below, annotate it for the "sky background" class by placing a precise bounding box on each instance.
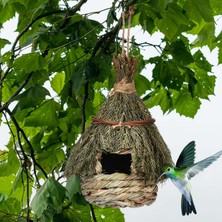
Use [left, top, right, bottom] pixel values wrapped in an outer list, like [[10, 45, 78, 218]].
[[1, 1, 222, 221]]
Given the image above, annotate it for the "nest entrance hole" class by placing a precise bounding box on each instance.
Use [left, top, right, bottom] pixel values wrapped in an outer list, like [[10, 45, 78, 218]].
[[100, 152, 132, 175]]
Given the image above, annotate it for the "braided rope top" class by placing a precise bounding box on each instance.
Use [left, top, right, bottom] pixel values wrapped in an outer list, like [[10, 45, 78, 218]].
[[109, 78, 136, 96]]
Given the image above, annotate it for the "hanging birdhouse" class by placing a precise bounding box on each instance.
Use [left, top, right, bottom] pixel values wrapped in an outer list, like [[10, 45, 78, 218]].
[[65, 55, 172, 208]]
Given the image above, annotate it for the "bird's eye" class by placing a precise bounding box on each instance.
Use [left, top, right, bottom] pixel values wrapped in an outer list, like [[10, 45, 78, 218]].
[[167, 167, 171, 171]]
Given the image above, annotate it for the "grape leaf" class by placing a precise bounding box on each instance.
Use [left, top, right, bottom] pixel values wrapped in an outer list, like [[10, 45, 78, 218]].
[[31, 178, 66, 217]]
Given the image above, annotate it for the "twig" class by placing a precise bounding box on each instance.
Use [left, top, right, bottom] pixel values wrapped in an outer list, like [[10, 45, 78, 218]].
[[11, 10, 64, 57], [117, 37, 163, 54], [4, 109, 32, 221], [81, 81, 89, 134], [89, 204, 97, 222], [63, 0, 71, 10], [84, 7, 111, 18], [16, 128, 31, 221], [0, 10, 64, 86], [2, 111, 23, 162], [3, 110, 41, 189], [91, 17, 122, 57], [5, 108, 48, 179], [59, 0, 87, 29], [80, 81, 97, 222]]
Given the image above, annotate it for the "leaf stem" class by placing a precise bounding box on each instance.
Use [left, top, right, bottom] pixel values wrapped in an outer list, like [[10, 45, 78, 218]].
[[89, 204, 97, 222]]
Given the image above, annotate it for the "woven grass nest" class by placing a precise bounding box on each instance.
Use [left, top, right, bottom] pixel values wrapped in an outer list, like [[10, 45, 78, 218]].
[[65, 55, 172, 208]]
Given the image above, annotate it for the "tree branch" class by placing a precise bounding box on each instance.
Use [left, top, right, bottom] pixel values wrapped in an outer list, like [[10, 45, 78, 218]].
[[16, 128, 31, 221], [5, 108, 48, 179], [0, 10, 64, 86], [59, 0, 88, 29], [89, 204, 97, 222], [3, 110, 32, 221], [80, 82, 97, 222], [11, 10, 64, 57], [91, 17, 121, 57]]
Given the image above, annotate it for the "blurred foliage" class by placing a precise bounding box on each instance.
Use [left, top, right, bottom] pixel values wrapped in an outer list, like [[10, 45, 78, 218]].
[[0, 0, 221, 221]]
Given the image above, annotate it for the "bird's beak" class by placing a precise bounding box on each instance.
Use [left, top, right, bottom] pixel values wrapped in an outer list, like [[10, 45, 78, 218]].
[[157, 172, 166, 182]]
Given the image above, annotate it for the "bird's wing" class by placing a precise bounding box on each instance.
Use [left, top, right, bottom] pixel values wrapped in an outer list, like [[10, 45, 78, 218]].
[[187, 150, 222, 179], [171, 178, 192, 205], [176, 141, 196, 168], [181, 193, 197, 216]]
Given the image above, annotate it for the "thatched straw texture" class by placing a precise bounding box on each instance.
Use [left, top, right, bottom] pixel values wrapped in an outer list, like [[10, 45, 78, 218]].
[[65, 55, 172, 207], [65, 91, 172, 180], [65, 55, 172, 180]]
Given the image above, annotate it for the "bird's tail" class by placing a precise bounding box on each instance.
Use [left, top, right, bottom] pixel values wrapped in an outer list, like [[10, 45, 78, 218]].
[[181, 194, 197, 216]]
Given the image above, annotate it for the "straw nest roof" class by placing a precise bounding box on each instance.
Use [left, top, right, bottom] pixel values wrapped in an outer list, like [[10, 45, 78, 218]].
[[64, 55, 172, 207], [65, 55, 172, 180]]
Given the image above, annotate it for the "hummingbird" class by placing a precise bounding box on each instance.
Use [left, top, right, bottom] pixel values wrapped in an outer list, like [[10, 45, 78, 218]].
[[158, 141, 222, 216]]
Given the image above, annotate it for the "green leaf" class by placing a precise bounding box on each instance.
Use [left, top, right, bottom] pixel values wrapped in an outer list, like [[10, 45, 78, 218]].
[[184, 0, 214, 23], [194, 71, 215, 99], [30, 128, 45, 153], [189, 20, 215, 46], [106, 2, 118, 28], [94, 206, 125, 222], [0, 175, 16, 195], [92, 90, 105, 112], [0, 193, 7, 203], [36, 145, 65, 173], [152, 59, 184, 90], [0, 140, 20, 177], [10, 167, 23, 195], [0, 198, 22, 220], [210, 0, 222, 15], [0, 2, 15, 25], [51, 72, 65, 94], [185, 68, 197, 96], [0, 38, 10, 48], [31, 178, 66, 217], [156, 3, 189, 40], [134, 74, 151, 96], [12, 85, 50, 111], [54, 201, 91, 222], [192, 50, 212, 72], [10, 169, 34, 206], [66, 175, 81, 201], [2, 0, 9, 6], [137, 4, 156, 34], [71, 62, 86, 94], [167, 40, 194, 66], [24, 100, 59, 128], [0, 150, 7, 163], [1, 78, 18, 103], [13, 52, 47, 73], [171, 89, 201, 118], [152, 0, 173, 10], [145, 87, 171, 113], [218, 39, 222, 64]]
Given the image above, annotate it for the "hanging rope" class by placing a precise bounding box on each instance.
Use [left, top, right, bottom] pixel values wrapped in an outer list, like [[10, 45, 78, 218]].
[[121, 11, 125, 55], [126, 6, 133, 56], [121, 6, 134, 56]]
